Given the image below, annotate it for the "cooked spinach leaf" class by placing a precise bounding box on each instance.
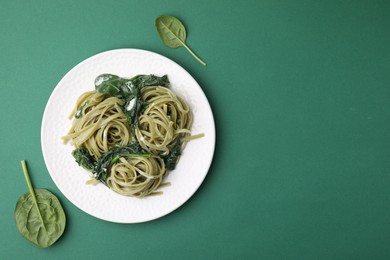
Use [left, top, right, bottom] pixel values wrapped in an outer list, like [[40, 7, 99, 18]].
[[14, 160, 66, 248], [72, 148, 95, 171], [75, 100, 89, 119], [160, 138, 182, 170], [95, 74, 131, 98], [94, 74, 169, 129], [130, 74, 170, 88]]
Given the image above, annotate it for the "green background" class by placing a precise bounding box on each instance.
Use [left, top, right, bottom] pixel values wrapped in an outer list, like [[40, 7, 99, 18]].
[[1, 0, 389, 259]]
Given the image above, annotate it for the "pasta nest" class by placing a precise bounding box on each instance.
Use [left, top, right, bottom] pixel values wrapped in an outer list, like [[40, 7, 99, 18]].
[[136, 87, 192, 155]]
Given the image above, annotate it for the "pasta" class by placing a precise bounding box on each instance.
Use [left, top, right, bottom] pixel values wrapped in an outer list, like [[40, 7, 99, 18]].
[[64, 74, 202, 198], [63, 91, 131, 160], [135, 86, 192, 155], [107, 156, 166, 197]]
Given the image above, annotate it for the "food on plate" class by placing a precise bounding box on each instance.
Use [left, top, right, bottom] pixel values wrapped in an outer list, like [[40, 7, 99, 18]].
[[63, 74, 203, 197]]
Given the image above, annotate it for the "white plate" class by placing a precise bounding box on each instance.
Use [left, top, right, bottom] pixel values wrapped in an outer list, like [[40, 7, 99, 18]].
[[41, 49, 215, 223]]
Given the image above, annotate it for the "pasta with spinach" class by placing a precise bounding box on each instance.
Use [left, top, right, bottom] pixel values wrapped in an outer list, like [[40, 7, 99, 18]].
[[63, 74, 202, 198]]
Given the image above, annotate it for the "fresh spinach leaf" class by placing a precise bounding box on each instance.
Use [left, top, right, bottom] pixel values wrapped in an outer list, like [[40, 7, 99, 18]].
[[14, 160, 66, 248], [155, 15, 206, 66]]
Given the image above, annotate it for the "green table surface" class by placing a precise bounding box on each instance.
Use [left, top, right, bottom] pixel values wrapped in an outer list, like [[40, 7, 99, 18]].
[[1, 0, 389, 259]]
